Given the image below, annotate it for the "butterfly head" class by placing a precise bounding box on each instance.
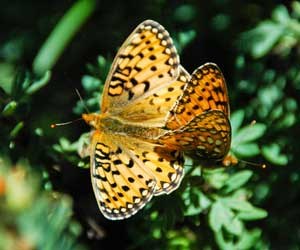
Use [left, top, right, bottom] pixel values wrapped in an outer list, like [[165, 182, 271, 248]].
[[82, 113, 99, 128]]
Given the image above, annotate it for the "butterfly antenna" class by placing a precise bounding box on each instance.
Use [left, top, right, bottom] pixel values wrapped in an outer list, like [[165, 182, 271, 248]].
[[239, 159, 267, 169], [51, 117, 83, 128], [230, 120, 266, 168], [75, 88, 90, 114]]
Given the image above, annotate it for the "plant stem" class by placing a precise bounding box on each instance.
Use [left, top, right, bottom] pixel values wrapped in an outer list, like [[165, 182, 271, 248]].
[[32, 0, 96, 75]]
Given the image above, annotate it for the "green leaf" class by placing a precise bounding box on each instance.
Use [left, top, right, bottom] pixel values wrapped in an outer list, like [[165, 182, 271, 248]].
[[292, 1, 300, 18], [240, 21, 284, 58], [211, 14, 231, 31], [53, 137, 79, 153], [11, 70, 29, 99], [237, 207, 268, 221], [25, 71, 51, 95], [236, 228, 262, 250], [203, 168, 229, 189], [258, 84, 283, 108], [214, 228, 235, 250], [270, 104, 283, 120], [174, 4, 197, 23], [167, 230, 193, 249], [235, 55, 245, 69], [2, 101, 17, 116], [183, 188, 211, 216], [223, 170, 253, 193], [209, 200, 233, 232], [221, 197, 254, 212], [0, 62, 15, 94], [285, 98, 297, 111], [97, 55, 111, 77], [230, 110, 245, 136], [10, 121, 24, 138], [77, 161, 89, 169], [254, 183, 270, 202], [189, 166, 201, 177], [232, 123, 266, 147], [82, 75, 101, 92], [272, 5, 290, 24], [277, 112, 296, 128], [232, 143, 260, 157], [232, 188, 250, 199], [176, 30, 197, 53], [262, 144, 288, 165], [224, 217, 243, 236], [33, 0, 96, 75], [97, 55, 106, 67], [18, 194, 84, 250]]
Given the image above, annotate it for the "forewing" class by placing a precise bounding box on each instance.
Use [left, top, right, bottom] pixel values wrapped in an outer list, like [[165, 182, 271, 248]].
[[119, 66, 189, 127], [101, 20, 180, 116], [159, 110, 231, 160], [90, 130, 184, 220], [166, 63, 230, 130]]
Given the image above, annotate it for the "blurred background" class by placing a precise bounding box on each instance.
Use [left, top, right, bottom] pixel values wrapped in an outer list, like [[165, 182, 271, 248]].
[[0, 0, 299, 249]]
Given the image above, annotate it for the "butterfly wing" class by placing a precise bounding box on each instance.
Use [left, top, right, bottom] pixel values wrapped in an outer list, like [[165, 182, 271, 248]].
[[90, 130, 184, 220], [160, 63, 231, 160], [101, 20, 183, 126], [166, 63, 230, 130], [119, 66, 189, 127], [159, 110, 231, 160]]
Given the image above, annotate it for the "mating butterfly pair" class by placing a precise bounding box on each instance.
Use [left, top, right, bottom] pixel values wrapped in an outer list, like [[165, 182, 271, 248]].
[[82, 20, 231, 220]]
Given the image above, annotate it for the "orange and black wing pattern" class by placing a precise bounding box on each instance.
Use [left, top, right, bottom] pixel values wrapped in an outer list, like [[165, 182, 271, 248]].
[[160, 63, 231, 161]]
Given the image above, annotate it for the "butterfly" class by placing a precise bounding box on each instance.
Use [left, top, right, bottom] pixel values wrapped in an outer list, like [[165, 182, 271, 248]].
[[82, 20, 231, 220]]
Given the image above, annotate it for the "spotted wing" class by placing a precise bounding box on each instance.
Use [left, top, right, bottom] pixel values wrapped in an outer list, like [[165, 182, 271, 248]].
[[90, 130, 184, 220], [159, 110, 231, 160], [166, 63, 230, 130], [101, 20, 181, 122], [118, 66, 189, 127]]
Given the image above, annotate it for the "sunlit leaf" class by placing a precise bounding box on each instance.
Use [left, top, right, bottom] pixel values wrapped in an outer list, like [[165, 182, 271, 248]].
[[236, 228, 262, 250], [223, 170, 253, 193], [272, 5, 290, 23], [230, 110, 245, 136], [233, 143, 260, 157], [26, 71, 51, 95], [215, 230, 235, 250], [240, 21, 284, 58], [232, 123, 266, 147], [203, 168, 229, 189], [262, 143, 288, 165], [224, 217, 243, 236], [10, 121, 24, 138], [2, 101, 17, 116], [209, 200, 233, 232], [237, 207, 268, 221], [221, 197, 254, 212], [82, 75, 102, 92]]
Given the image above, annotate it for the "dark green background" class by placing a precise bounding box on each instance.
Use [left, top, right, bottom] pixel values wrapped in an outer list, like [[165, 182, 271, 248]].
[[0, 1, 299, 249]]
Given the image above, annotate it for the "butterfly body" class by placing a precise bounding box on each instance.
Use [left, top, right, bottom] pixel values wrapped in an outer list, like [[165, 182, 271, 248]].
[[82, 113, 165, 140]]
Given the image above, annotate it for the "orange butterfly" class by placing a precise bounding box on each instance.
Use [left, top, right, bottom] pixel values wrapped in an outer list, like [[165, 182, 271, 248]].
[[82, 20, 231, 220]]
